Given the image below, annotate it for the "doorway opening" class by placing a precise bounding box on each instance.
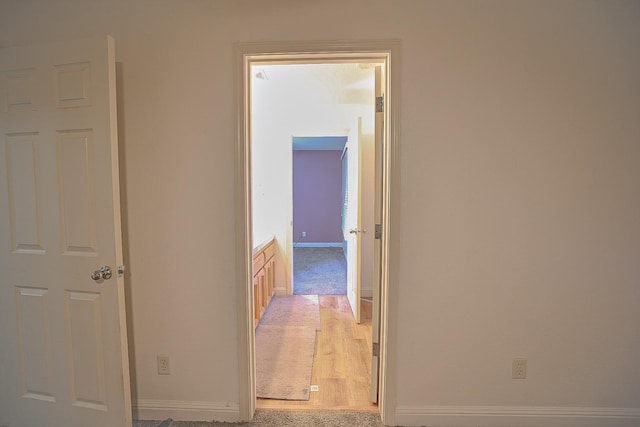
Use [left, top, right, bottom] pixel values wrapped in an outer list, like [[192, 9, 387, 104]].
[[234, 40, 399, 425], [251, 62, 375, 409], [292, 135, 348, 297]]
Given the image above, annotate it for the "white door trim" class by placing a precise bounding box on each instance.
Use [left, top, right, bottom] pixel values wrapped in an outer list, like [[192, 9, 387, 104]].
[[233, 39, 401, 425]]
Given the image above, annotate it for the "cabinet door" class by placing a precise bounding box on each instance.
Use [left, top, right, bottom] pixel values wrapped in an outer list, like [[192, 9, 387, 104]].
[[253, 273, 261, 327], [265, 258, 275, 305]]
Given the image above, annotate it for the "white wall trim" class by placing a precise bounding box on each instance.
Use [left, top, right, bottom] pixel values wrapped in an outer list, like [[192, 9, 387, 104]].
[[133, 399, 240, 423], [293, 242, 343, 247], [395, 405, 640, 427]]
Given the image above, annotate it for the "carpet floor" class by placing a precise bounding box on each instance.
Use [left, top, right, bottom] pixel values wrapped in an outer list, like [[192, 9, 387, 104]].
[[134, 410, 386, 426], [293, 247, 347, 295]]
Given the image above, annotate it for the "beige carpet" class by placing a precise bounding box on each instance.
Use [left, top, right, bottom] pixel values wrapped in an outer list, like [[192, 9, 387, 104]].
[[134, 410, 386, 426], [259, 295, 321, 330], [293, 247, 347, 295], [256, 295, 321, 400]]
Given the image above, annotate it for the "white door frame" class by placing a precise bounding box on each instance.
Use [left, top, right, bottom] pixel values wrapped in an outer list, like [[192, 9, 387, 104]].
[[233, 39, 400, 425]]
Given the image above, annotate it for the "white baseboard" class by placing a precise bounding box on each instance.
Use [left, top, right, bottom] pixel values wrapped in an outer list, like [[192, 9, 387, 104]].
[[293, 242, 343, 248], [395, 405, 640, 427], [134, 399, 240, 423]]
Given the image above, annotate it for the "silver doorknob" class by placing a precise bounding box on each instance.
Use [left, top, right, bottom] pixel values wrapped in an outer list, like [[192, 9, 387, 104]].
[[91, 265, 112, 281], [349, 229, 367, 234]]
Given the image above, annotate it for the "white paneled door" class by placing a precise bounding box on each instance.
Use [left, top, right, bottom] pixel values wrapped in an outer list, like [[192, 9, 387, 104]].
[[344, 118, 363, 324], [0, 36, 131, 427]]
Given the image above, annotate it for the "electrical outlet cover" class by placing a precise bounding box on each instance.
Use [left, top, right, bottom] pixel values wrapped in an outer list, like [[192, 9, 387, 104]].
[[512, 358, 527, 379], [157, 355, 171, 375]]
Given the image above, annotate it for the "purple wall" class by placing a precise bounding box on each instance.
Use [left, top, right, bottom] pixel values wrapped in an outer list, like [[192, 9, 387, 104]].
[[293, 150, 344, 243]]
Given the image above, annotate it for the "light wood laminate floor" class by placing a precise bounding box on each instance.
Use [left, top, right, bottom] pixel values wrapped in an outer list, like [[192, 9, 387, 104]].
[[257, 296, 377, 412]]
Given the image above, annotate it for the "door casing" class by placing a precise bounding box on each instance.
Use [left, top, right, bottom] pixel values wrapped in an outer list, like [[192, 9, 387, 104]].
[[233, 39, 400, 425]]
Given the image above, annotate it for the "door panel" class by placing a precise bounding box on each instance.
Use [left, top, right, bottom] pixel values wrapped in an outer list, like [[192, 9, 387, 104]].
[[5, 132, 44, 253], [58, 130, 98, 254], [345, 118, 363, 323], [15, 286, 54, 402], [0, 36, 131, 427]]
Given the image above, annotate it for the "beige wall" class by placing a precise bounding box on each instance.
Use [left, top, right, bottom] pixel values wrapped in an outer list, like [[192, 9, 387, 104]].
[[250, 69, 294, 293], [1, 1, 639, 425]]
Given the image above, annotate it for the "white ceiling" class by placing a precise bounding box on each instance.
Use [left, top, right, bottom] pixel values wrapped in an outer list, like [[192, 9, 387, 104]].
[[251, 63, 376, 149]]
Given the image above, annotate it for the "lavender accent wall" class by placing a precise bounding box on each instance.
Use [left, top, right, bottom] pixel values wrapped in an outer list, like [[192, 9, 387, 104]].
[[293, 150, 344, 243]]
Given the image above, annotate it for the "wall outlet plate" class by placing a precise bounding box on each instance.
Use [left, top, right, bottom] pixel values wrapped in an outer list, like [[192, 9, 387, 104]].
[[157, 355, 171, 375], [512, 358, 527, 379]]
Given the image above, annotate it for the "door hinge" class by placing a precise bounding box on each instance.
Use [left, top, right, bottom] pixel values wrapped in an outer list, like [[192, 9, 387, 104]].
[[372, 342, 380, 357], [375, 224, 382, 240], [376, 96, 384, 113]]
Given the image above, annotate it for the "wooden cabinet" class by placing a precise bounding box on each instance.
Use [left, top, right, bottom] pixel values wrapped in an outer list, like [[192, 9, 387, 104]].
[[253, 238, 276, 327]]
